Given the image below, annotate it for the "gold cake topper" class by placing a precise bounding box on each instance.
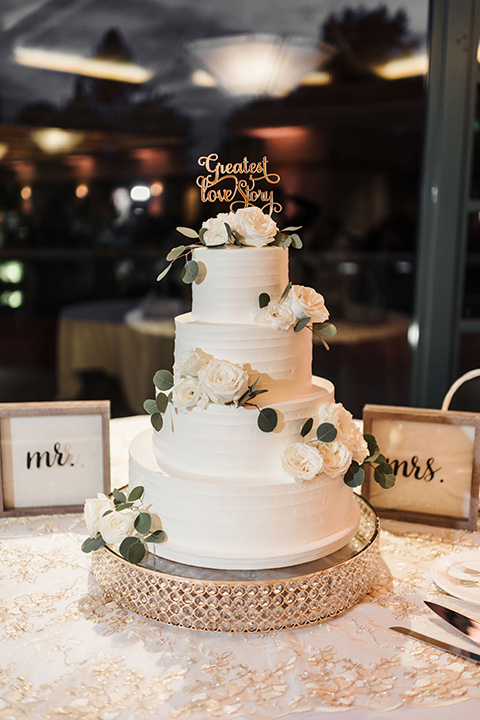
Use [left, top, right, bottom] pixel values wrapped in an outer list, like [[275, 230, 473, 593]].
[[196, 154, 282, 214]]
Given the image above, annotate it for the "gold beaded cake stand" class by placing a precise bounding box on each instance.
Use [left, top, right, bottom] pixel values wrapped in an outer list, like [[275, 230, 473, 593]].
[[91, 496, 379, 633]]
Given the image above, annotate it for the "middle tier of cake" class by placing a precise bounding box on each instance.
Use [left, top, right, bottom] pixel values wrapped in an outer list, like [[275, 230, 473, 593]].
[[153, 376, 334, 478], [174, 312, 313, 396]]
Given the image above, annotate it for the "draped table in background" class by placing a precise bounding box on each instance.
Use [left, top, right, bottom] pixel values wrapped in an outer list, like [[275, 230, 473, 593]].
[[1, 415, 480, 720]]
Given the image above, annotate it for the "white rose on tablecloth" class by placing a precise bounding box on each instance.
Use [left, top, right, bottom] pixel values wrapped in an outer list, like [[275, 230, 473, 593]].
[[288, 285, 329, 323], [173, 376, 204, 410], [316, 439, 353, 478], [281, 442, 324, 482], [84, 494, 114, 537], [231, 206, 277, 247], [197, 358, 249, 405], [174, 348, 207, 378], [318, 403, 369, 464], [255, 300, 297, 331], [201, 213, 234, 246], [98, 508, 136, 545]]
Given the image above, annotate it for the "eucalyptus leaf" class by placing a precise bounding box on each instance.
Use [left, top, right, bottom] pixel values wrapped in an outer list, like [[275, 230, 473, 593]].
[[300, 417, 314, 437], [290, 233, 303, 249], [294, 316, 311, 332], [257, 407, 278, 433], [376, 461, 393, 475], [147, 529, 166, 543], [198, 227, 207, 244], [134, 512, 152, 535], [181, 259, 199, 284], [156, 263, 172, 282], [249, 377, 260, 392], [317, 322, 337, 337], [259, 292, 270, 308], [316, 422, 337, 443], [364, 434, 379, 456], [127, 540, 146, 565], [153, 369, 174, 391], [114, 502, 134, 511], [166, 245, 186, 262], [280, 282, 292, 300], [176, 226, 199, 239], [143, 399, 157, 415], [81, 535, 106, 553], [128, 486, 144, 502], [102, 509, 113, 517], [249, 388, 268, 400], [344, 463, 365, 488], [280, 226, 302, 232], [363, 449, 380, 464], [375, 454, 387, 464], [281, 236, 292, 249], [151, 412, 163, 431], [113, 488, 126, 504], [156, 392, 169, 413], [224, 222, 233, 242], [119, 536, 139, 560], [374, 469, 396, 489], [235, 389, 250, 407]]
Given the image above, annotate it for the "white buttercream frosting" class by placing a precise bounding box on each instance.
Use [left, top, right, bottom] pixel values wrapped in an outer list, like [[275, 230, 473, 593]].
[[191, 245, 288, 324], [130, 429, 360, 570], [174, 312, 312, 397], [153, 377, 334, 478]]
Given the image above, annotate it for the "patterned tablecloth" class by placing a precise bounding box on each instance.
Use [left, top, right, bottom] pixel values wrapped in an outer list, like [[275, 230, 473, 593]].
[[1, 416, 480, 720]]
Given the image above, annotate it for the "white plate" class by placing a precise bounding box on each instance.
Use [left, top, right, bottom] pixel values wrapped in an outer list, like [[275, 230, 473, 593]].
[[431, 551, 480, 604]]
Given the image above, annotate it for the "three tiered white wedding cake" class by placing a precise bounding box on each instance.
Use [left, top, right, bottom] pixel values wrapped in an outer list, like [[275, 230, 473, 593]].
[[129, 205, 370, 570]]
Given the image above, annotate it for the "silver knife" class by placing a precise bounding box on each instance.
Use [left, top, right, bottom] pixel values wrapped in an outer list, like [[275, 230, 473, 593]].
[[425, 601, 480, 646], [390, 626, 480, 664]]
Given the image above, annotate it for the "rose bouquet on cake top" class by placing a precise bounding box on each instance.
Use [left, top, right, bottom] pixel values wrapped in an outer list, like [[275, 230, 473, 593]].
[[281, 402, 396, 490], [156, 206, 303, 285]]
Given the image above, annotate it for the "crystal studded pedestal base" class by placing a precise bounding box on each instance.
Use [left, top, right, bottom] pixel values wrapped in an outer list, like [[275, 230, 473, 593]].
[[91, 496, 379, 633]]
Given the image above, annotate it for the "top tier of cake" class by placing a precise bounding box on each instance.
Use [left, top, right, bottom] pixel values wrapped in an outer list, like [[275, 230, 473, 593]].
[[191, 245, 288, 324]]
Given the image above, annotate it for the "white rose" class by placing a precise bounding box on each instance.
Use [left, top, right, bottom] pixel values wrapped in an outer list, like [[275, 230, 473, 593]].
[[197, 358, 249, 405], [281, 442, 324, 482], [289, 285, 329, 323], [231, 207, 277, 247], [319, 403, 369, 464], [316, 439, 353, 478], [255, 300, 297, 331], [98, 508, 136, 545], [174, 348, 207, 378], [84, 494, 114, 537], [172, 376, 203, 409], [201, 213, 234, 246]]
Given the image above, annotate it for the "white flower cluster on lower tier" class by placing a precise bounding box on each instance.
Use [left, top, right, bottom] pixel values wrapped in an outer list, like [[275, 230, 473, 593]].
[[256, 284, 329, 331], [173, 349, 250, 411], [281, 403, 369, 483]]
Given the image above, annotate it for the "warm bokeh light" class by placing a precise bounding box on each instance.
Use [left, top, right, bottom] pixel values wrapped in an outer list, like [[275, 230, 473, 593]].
[[0, 143, 8, 161], [0, 290, 24, 309], [30, 128, 84, 154], [130, 185, 151, 202], [15, 47, 154, 83], [150, 181, 164, 197], [20, 186, 32, 200], [301, 71, 332, 86], [375, 53, 428, 80], [191, 69, 216, 87], [75, 184, 89, 199]]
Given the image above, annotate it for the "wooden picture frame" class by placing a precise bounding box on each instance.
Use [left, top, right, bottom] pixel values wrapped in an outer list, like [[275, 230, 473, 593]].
[[362, 404, 480, 530], [0, 401, 110, 517]]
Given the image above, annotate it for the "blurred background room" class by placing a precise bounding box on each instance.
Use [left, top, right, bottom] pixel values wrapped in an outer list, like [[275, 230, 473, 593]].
[[0, 0, 478, 418]]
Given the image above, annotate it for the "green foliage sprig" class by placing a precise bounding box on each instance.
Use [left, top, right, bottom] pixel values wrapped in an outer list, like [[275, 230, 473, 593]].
[[143, 370, 174, 430], [157, 223, 304, 285], [82, 486, 166, 565], [299, 419, 396, 489]]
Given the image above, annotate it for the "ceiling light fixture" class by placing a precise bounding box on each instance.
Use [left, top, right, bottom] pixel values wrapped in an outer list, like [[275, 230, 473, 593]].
[[30, 128, 85, 154], [15, 47, 154, 84], [190, 34, 334, 97]]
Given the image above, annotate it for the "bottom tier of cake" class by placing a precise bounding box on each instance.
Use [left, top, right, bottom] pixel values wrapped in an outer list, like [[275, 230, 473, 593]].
[[129, 430, 361, 570]]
